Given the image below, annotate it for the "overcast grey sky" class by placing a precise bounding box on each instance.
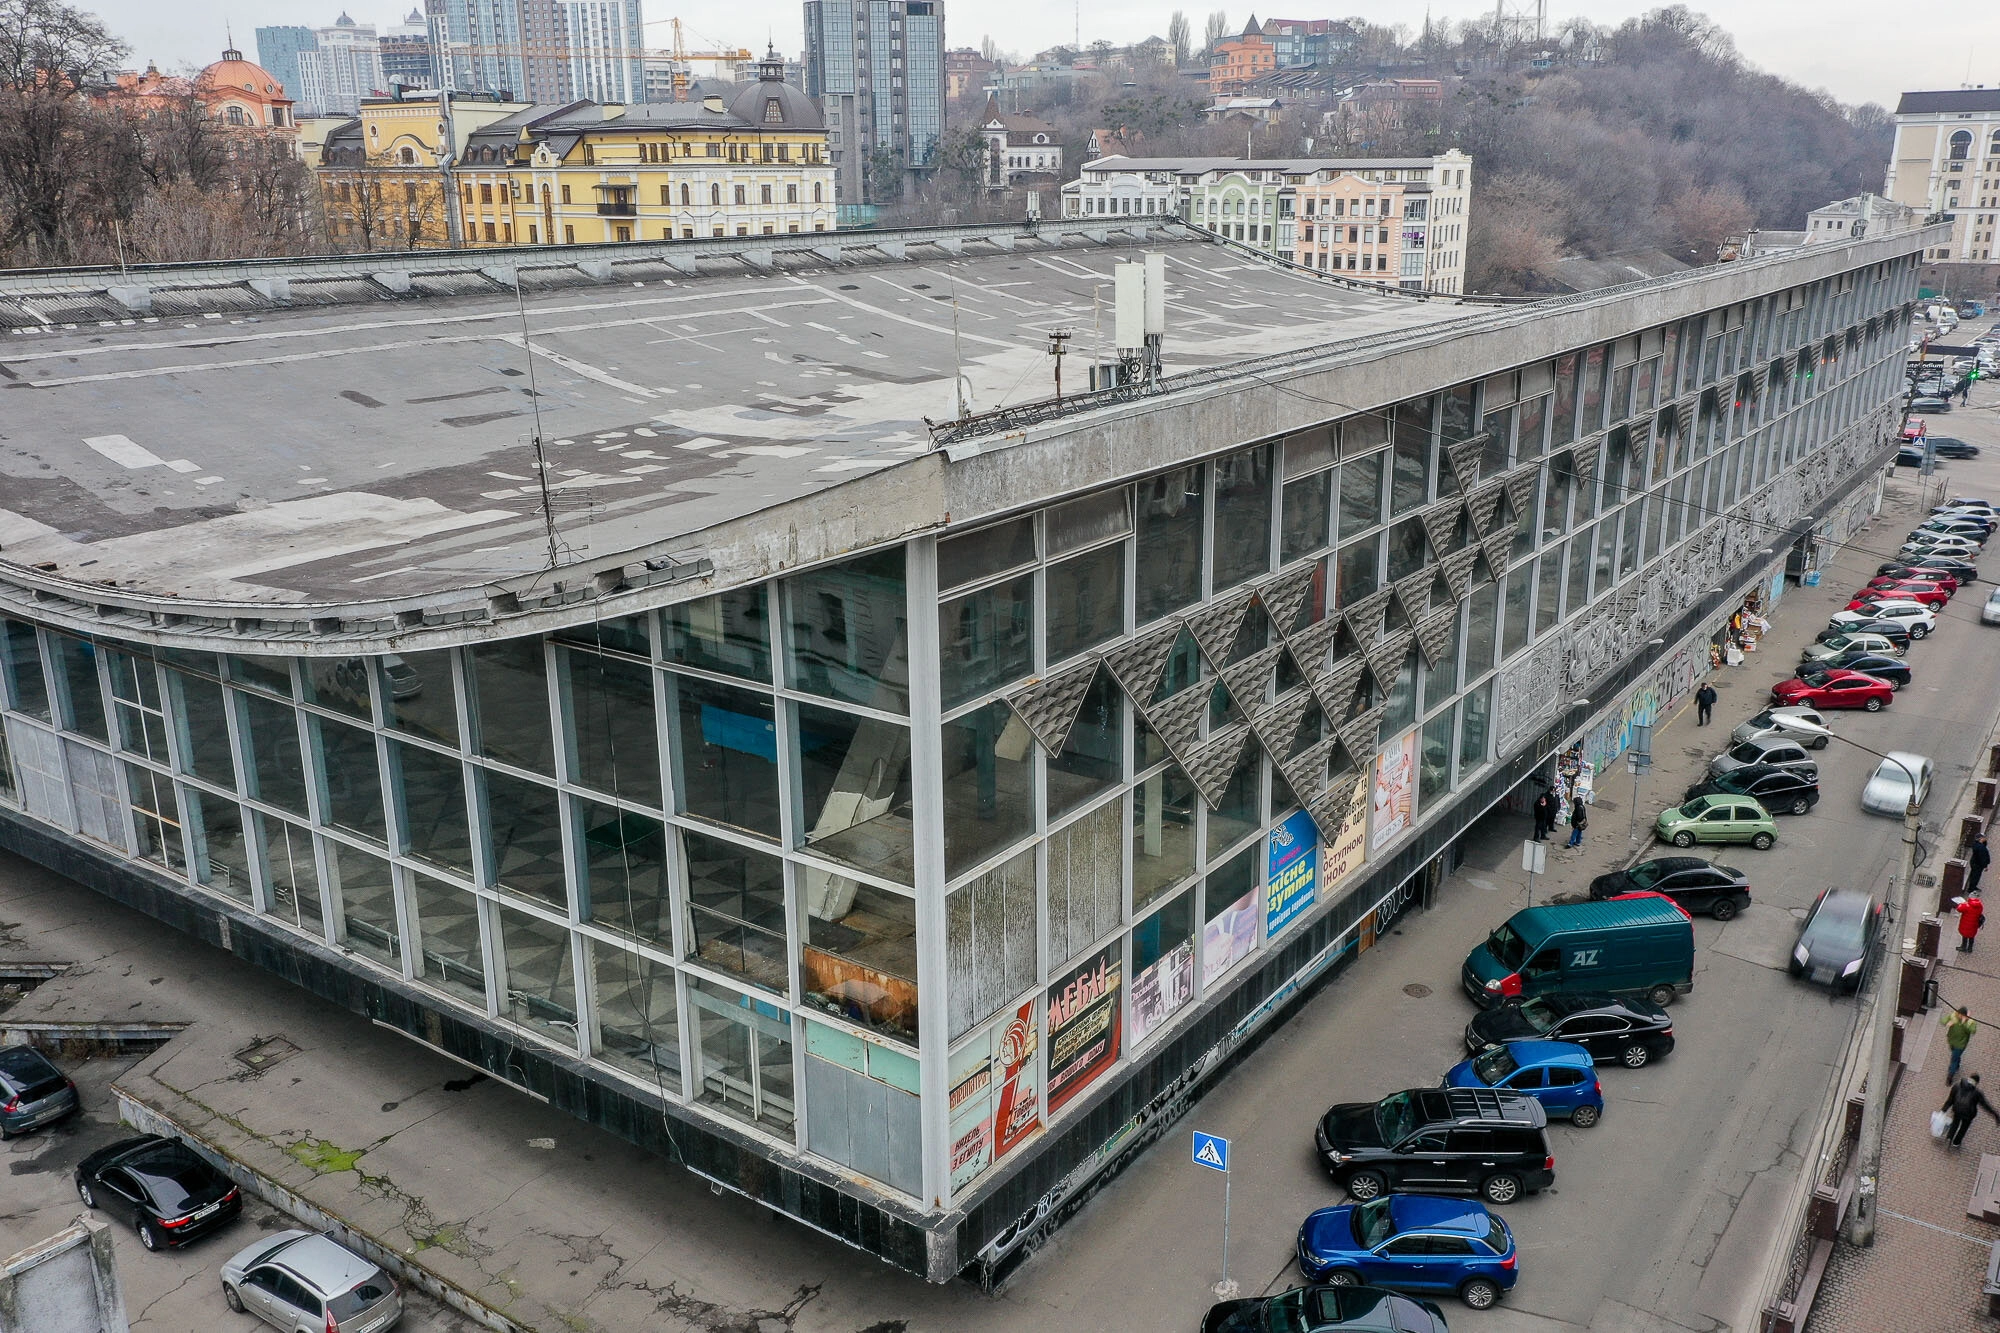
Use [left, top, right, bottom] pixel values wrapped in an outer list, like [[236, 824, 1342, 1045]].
[[94, 0, 1995, 109]]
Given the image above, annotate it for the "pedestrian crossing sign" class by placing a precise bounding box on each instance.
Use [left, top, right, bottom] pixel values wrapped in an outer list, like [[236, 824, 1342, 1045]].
[[1192, 1130, 1230, 1172]]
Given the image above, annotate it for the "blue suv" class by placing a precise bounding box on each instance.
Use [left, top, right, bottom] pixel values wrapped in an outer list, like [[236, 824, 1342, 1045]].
[[1443, 1040, 1603, 1126], [1297, 1194, 1518, 1309]]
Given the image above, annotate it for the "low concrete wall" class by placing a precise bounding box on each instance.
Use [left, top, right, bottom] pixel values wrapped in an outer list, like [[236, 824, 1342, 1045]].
[[0, 1216, 127, 1333]]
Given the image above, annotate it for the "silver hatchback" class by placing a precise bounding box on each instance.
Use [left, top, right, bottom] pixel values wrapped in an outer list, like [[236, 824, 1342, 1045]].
[[222, 1231, 402, 1333], [1710, 735, 1820, 779]]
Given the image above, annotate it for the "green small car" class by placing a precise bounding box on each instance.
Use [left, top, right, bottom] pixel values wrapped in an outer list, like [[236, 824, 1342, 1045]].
[[1655, 794, 1777, 850]]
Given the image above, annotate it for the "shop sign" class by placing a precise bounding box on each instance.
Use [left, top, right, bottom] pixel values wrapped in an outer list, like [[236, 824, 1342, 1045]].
[[1046, 946, 1122, 1113], [1265, 808, 1320, 938], [949, 999, 1043, 1192], [1319, 774, 1370, 893], [1130, 940, 1195, 1044]]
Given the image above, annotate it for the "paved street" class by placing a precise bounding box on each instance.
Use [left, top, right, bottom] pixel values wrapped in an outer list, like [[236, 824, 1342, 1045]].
[[3, 398, 1998, 1333]]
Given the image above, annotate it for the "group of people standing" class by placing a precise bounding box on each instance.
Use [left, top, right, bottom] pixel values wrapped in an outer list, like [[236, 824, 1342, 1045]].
[[1530, 788, 1588, 849]]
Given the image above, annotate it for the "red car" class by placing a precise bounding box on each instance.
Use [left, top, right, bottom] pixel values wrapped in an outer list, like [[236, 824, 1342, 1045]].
[[1771, 669, 1895, 711], [1850, 582, 1951, 611], [1608, 889, 1694, 920], [1866, 571, 1959, 594]]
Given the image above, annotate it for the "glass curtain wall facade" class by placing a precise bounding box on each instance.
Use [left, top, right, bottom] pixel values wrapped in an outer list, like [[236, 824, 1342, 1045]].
[[0, 260, 1915, 1227]]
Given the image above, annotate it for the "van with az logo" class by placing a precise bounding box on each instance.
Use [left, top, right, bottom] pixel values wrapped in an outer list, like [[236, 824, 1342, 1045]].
[[1461, 898, 1695, 1010]]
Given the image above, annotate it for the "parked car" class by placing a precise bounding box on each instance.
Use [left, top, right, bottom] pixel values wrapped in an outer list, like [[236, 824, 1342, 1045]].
[[1866, 570, 1959, 593], [221, 1230, 404, 1333], [1710, 734, 1820, 777], [1202, 1285, 1451, 1333], [1811, 652, 1910, 688], [1802, 633, 1903, 664], [1463, 993, 1675, 1067], [1916, 515, 1991, 540], [75, 1135, 242, 1250], [1296, 1196, 1517, 1309], [1655, 794, 1778, 850], [1592, 858, 1754, 921], [1901, 418, 1927, 440], [1900, 537, 1982, 560], [0, 1045, 79, 1138], [1826, 601, 1935, 637], [1818, 617, 1913, 649], [1314, 1087, 1555, 1205], [1850, 580, 1952, 610], [1733, 706, 1831, 748], [1860, 751, 1933, 816], [1896, 444, 1926, 467], [1443, 1041, 1604, 1127], [1985, 588, 2000, 625], [1931, 438, 1982, 460], [1790, 889, 1882, 994], [1684, 764, 1820, 818], [1770, 669, 1895, 712], [1897, 555, 1979, 582], [1462, 898, 1694, 1009]]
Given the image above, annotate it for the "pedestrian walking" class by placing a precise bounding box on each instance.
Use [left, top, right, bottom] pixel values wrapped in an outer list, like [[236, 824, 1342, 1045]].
[[1972, 834, 1991, 895], [1532, 790, 1555, 841], [1695, 683, 1718, 726], [1945, 1005, 1979, 1083], [1953, 887, 1987, 954], [1960, 375, 1974, 405], [1566, 797, 1588, 849], [1942, 1073, 2000, 1148]]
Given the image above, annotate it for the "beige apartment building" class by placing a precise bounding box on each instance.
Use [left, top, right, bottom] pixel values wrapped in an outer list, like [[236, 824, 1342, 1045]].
[[1883, 88, 2000, 264]]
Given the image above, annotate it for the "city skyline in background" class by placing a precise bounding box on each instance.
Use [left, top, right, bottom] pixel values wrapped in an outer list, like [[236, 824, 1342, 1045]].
[[76, 0, 2000, 108]]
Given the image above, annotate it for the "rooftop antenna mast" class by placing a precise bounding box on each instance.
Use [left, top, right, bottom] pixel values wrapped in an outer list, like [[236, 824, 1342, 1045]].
[[1046, 328, 1074, 402], [511, 273, 564, 571]]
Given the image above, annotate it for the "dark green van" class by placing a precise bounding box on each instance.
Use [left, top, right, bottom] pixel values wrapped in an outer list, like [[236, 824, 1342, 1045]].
[[1462, 898, 1695, 1009]]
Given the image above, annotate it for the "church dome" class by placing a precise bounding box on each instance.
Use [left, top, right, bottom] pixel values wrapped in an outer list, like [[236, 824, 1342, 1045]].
[[726, 52, 820, 130]]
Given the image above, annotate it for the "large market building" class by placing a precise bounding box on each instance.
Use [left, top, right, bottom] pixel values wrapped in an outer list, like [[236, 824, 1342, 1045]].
[[0, 215, 1934, 1281]]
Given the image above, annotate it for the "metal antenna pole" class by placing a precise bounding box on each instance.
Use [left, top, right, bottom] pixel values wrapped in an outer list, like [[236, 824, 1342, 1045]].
[[513, 273, 563, 570]]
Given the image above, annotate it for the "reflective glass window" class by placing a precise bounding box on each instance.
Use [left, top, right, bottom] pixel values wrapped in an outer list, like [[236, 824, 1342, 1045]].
[[126, 765, 183, 872], [665, 587, 771, 682], [51, 635, 107, 741], [260, 815, 322, 936], [577, 801, 670, 945], [1391, 398, 1433, 514], [786, 548, 909, 713], [802, 882, 918, 1043], [590, 940, 681, 1087], [240, 693, 308, 817], [498, 906, 578, 1044], [1338, 451, 1384, 538], [1048, 669, 1121, 819], [1, 621, 49, 721], [1281, 470, 1332, 565], [690, 976, 794, 1133], [564, 650, 662, 808], [1133, 765, 1197, 911], [301, 657, 373, 722], [1136, 465, 1204, 623], [469, 640, 555, 777], [940, 702, 1033, 878], [793, 702, 913, 883], [1207, 750, 1260, 858], [1213, 445, 1274, 590], [940, 573, 1032, 709], [315, 715, 386, 844], [409, 871, 486, 1006], [682, 829, 789, 994], [1420, 707, 1455, 809], [391, 740, 474, 878], [332, 842, 401, 969], [672, 676, 780, 840], [380, 649, 457, 747], [1046, 544, 1125, 665], [482, 769, 570, 911]]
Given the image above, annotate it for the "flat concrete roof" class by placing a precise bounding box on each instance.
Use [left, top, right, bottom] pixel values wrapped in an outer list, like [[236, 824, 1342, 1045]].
[[0, 227, 1473, 606]]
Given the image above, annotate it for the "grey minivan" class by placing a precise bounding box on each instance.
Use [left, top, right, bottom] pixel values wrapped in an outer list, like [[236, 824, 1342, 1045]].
[[1709, 735, 1820, 780], [221, 1231, 403, 1333]]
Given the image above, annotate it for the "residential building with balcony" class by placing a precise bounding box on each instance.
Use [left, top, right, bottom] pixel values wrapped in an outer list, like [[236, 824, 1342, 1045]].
[[1209, 17, 1276, 96], [1293, 162, 1472, 294]]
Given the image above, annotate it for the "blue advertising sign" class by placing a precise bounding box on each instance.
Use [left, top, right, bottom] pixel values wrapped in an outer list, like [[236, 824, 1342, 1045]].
[[1192, 1130, 1230, 1172], [1265, 808, 1320, 938]]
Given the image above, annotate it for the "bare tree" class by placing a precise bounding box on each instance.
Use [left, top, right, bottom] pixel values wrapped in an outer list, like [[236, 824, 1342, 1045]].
[[1203, 11, 1229, 61], [1167, 12, 1191, 68], [0, 0, 128, 262], [979, 34, 997, 62]]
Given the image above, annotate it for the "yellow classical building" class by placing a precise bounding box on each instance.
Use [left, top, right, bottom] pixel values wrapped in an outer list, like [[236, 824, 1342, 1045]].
[[317, 52, 834, 251]]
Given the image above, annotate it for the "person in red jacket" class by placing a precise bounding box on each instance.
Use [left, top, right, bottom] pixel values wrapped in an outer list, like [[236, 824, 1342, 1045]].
[[1954, 888, 1987, 954]]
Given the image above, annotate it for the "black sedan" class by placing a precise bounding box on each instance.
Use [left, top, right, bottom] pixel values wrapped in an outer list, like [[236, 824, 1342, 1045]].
[[1204, 1285, 1449, 1333], [1912, 395, 1954, 412], [1588, 856, 1752, 919], [1684, 763, 1821, 817], [1790, 889, 1882, 994], [75, 1135, 241, 1251], [1878, 556, 1979, 583], [1896, 444, 1925, 468], [1816, 651, 1911, 688], [1932, 437, 1982, 460], [1464, 993, 1676, 1068], [1818, 619, 1913, 649]]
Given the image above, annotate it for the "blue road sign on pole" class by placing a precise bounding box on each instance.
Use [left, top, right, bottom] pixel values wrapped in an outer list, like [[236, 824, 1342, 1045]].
[[1193, 1130, 1229, 1173]]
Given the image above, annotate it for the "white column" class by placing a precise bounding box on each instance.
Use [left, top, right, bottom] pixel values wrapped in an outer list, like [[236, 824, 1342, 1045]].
[[905, 535, 953, 1212]]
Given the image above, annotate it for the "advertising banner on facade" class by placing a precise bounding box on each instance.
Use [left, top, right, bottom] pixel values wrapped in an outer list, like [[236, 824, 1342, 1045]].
[[1202, 887, 1259, 987], [1321, 773, 1371, 892], [1129, 939, 1194, 1044], [1045, 946, 1121, 1113], [1371, 728, 1419, 850], [948, 998, 1042, 1192], [1264, 807, 1320, 939]]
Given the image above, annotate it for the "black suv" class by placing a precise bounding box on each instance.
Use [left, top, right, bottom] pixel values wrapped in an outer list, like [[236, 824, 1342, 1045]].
[[1315, 1088, 1554, 1206], [1464, 992, 1676, 1067]]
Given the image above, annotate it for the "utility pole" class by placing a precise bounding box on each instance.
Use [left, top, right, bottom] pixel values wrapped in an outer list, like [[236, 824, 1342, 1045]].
[[1047, 328, 1073, 401]]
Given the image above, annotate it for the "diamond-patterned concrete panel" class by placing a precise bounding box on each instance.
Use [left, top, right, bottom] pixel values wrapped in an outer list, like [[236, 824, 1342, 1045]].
[[1438, 545, 1482, 601], [1341, 586, 1394, 644], [1183, 597, 1254, 665], [1364, 628, 1414, 681], [1447, 435, 1487, 494], [1102, 621, 1183, 703], [1183, 724, 1253, 804], [1414, 604, 1458, 667], [1003, 661, 1102, 756], [1420, 500, 1465, 560], [1254, 565, 1319, 636]]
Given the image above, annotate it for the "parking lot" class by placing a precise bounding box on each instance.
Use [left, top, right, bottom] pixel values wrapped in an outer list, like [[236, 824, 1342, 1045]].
[[0, 1051, 476, 1331]]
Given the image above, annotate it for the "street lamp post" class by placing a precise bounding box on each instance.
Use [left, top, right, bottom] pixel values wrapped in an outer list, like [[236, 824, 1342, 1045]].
[[1773, 716, 1921, 1247]]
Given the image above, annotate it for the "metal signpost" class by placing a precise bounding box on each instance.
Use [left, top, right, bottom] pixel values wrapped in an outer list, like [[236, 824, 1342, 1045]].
[[1193, 1130, 1234, 1297], [1626, 723, 1653, 845], [1521, 837, 1546, 904]]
